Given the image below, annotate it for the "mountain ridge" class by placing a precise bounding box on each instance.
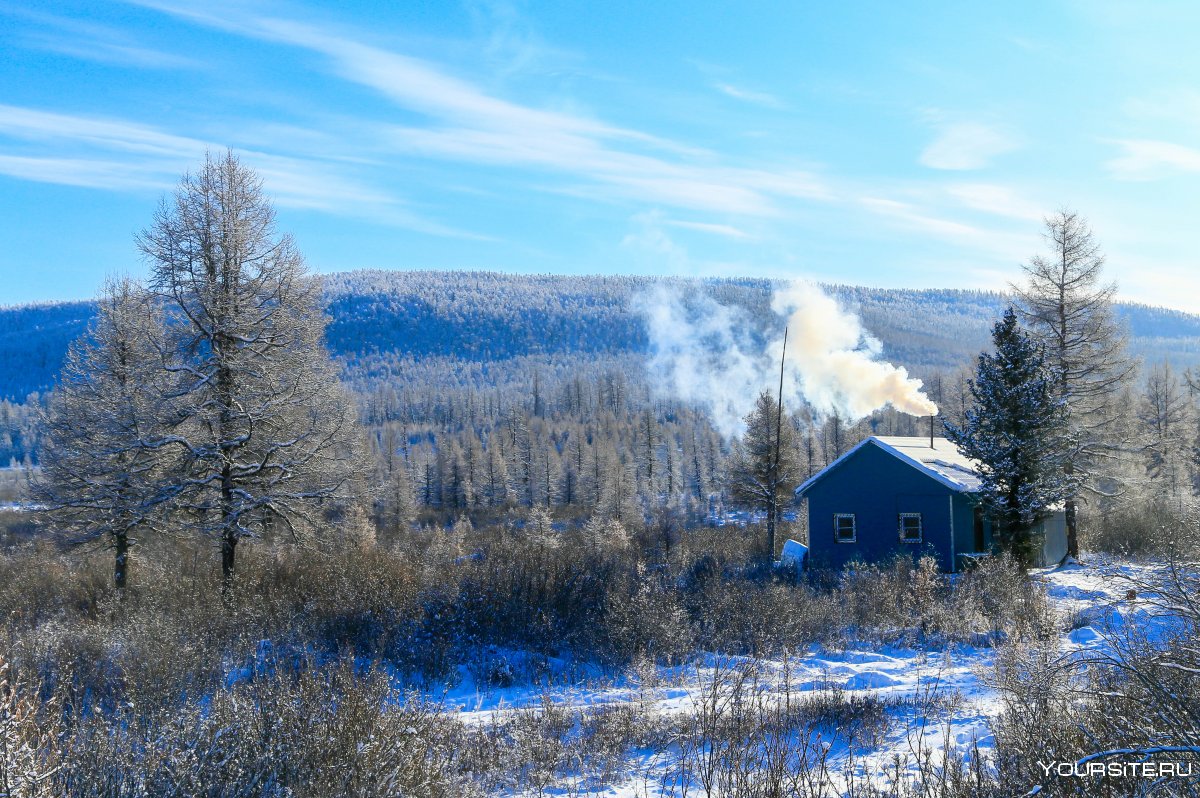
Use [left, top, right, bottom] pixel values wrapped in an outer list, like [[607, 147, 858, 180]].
[[1, 270, 1197, 403]]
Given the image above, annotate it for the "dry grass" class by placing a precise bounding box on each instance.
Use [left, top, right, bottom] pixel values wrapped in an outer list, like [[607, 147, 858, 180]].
[[0, 515, 1062, 795]]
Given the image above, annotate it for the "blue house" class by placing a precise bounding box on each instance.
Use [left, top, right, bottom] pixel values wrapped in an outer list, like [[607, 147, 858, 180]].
[[794, 436, 1067, 571]]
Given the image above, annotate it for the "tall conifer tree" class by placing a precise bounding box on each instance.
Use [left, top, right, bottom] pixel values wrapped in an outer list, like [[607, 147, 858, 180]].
[[945, 308, 1073, 567]]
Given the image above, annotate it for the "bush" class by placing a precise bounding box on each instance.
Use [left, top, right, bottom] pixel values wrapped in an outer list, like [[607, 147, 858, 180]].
[[824, 553, 1053, 647]]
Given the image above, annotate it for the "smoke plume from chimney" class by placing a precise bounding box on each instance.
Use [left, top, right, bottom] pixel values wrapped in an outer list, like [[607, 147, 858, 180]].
[[635, 280, 938, 437]]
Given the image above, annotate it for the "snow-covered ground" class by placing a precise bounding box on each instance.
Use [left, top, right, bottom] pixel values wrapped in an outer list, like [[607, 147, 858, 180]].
[[439, 557, 1178, 796]]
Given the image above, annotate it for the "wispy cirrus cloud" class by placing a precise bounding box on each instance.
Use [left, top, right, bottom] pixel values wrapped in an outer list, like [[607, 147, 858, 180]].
[[0, 154, 171, 191], [0, 104, 205, 159], [919, 122, 1019, 170], [713, 82, 784, 109], [1105, 138, 1200, 180], [121, 2, 830, 218], [945, 183, 1045, 221], [860, 196, 983, 238], [858, 194, 1035, 264], [1122, 89, 1200, 131], [3, 6, 197, 69], [2, 0, 1049, 281], [664, 219, 752, 239], [0, 103, 470, 236]]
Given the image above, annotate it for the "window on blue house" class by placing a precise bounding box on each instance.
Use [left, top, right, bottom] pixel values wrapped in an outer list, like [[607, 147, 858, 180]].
[[834, 513, 856, 543], [898, 513, 922, 542]]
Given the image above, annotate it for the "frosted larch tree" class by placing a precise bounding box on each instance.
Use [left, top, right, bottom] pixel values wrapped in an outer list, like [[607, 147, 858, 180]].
[[35, 277, 176, 591], [727, 390, 801, 559], [1013, 210, 1133, 558], [137, 150, 361, 590]]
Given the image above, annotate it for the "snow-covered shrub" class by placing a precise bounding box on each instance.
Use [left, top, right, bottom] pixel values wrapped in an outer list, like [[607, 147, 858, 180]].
[[1086, 496, 1200, 559], [601, 576, 693, 666], [836, 555, 947, 642], [982, 561, 1200, 797], [0, 656, 61, 798], [830, 552, 1053, 646], [952, 551, 1054, 642], [689, 578, 844, 655], [56, 657, 479, 797], [669, 658, 920, 796]]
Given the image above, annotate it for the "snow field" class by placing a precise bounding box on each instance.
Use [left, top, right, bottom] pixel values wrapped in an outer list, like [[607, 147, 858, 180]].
[[433, 557, 1173, 796]]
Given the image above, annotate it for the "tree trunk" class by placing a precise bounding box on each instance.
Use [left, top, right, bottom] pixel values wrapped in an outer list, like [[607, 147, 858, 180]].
[[766, 496, 777, 561], [1065, 495, 1079, 560], [221, 532, 238, 591], [221, 460, 237, 592], [114, 532, 129, 593]]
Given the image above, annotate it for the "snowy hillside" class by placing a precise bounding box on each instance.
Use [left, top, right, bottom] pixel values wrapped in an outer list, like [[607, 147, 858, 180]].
[[2, 272, 1199, 402]]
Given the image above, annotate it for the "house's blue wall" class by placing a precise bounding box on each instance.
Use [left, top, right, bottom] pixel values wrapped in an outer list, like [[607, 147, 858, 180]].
[[952, 493, 988, 563], [804, 442, 960, 571]]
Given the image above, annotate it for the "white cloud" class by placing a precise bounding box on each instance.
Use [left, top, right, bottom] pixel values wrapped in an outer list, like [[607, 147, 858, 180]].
[[123, 3, 831, 219], [858, 194, 1036, 264], [0, 103, 476, 236], [665, 219, 752, 239], [713, 82, 784, 109], [1122, 89, 1200, 131], [1105, 139, 1200, 180], [5, 7, 197, 69], [620, 211, 691, 271], [0, 155, 170, 191], [859, 197, 982, 238], [0, 104, 206, 159], [945, 183, 1045, 221], [919, 122, 1018, 170]]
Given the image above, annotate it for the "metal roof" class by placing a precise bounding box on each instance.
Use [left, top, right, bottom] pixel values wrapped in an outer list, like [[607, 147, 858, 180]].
[[794, 435, 983, 497]]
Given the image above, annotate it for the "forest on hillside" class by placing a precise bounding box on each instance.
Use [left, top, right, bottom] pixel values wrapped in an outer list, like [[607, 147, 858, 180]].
[[6, 273, 1200, 404], [2, 271, 1200, 477]]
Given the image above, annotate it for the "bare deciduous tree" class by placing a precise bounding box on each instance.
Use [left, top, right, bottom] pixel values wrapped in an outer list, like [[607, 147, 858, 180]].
[[34, 277, 175, 591], [1139, 361, 1192, 503], [1014, 210, 1134, 558], [727, 390, 802, 559], [138, 151, 362, 589]]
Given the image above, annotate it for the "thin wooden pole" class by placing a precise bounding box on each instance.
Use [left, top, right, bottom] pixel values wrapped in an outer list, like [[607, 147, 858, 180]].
[[771, 327, 788, 559]]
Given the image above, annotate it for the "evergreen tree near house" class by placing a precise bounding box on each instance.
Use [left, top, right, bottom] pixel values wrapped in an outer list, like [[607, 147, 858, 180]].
[[945, 307, 1074, 568]]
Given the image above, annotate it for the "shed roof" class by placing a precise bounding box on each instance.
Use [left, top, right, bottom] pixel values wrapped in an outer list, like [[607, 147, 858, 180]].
[[794, 435, 983, 498]]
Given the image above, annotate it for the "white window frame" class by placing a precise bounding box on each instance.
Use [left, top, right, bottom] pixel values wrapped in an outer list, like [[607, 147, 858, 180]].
[[834, 513, 856, 543], [898, 512, 922, 543]]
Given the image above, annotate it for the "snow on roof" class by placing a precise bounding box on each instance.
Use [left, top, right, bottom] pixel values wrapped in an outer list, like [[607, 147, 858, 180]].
[[874, 436, 984, 492], [795, 435, 984, 497]]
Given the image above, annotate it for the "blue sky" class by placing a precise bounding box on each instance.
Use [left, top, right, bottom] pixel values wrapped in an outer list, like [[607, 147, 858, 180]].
[[1, 1, 1198, 308]]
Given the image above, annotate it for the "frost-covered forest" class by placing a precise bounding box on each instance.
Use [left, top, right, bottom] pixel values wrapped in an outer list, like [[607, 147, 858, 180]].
[[3, 271, 1200, 480], [6, 272, 1200, 401]]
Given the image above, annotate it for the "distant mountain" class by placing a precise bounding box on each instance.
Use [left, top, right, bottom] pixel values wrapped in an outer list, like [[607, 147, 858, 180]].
[[0, 300, 96, 402], [1, 270, 1198, 402]]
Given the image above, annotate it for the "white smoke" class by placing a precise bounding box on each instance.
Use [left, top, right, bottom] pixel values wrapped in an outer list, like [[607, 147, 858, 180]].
[[635, 280, 937, 438]]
